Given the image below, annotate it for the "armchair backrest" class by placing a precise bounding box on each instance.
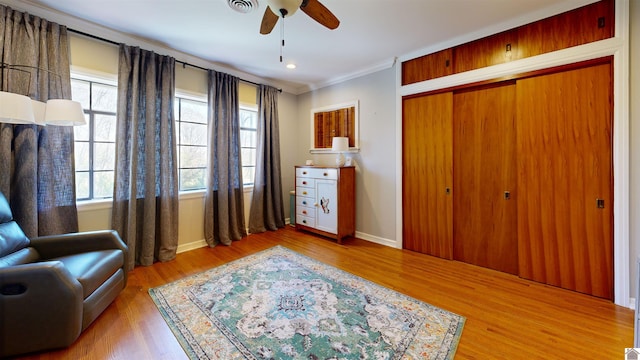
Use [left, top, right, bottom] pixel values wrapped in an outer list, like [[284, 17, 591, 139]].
[[0, 193, 31, 263]]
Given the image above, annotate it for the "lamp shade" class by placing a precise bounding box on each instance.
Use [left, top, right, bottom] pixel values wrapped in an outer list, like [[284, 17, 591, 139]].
[[267, 0, 302, 16], [31, 100, 47, 126], [0, 91, 36, 124], [44, 99, 86, 126], [331, 137, 349, 152]]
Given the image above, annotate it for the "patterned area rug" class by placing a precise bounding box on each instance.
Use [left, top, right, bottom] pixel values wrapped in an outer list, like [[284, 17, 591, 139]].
[[149, 246, 465, 359]]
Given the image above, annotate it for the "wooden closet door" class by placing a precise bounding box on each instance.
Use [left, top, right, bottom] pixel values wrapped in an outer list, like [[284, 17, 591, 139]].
[[517, 62, 613, 299], [402, 92, 453, 259], [453, 82, 518, 274]]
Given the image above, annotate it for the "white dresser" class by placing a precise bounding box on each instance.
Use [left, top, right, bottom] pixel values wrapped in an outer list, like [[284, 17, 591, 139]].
[[295, 165, 355, 243]]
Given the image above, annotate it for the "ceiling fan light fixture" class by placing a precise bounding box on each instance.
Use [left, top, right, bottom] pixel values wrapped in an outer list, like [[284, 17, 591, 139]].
[[266, 0, 302, 17], [228, 0, 259, 14]]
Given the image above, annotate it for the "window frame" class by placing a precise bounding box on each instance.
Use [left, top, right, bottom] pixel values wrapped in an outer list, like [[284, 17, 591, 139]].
[[71, 73, 118, 202], [174, 93, 209, 193], [239, 104, 259, 188]]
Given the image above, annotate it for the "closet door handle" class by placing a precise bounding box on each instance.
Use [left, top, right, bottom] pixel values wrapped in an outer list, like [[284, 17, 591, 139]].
[[504, 191, 511, 200]]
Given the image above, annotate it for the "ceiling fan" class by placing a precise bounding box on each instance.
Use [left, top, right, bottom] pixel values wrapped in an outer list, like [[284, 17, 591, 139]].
[[259, 0, 340, 35]]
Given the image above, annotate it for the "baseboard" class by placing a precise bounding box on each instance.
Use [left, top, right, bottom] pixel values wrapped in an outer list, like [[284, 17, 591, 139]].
[[176, 228, 398, 254], [177, 239, 207, 254], [355, 231, 400, 249]]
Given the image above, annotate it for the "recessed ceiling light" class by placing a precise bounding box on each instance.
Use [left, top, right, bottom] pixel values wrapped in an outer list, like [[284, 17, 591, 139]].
[[286, 63, 296, 69]]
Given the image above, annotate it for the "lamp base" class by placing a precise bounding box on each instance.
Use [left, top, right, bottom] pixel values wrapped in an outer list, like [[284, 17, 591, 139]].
[[335, 153, 345, 167]]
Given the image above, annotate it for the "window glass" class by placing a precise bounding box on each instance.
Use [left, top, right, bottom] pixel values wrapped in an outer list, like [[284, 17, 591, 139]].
[[91, 82, 118, 112], [72, 76, 117, 201], [239, 107, 258, 186]]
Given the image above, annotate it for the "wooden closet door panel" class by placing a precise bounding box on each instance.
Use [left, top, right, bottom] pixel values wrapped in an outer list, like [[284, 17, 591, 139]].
[[517, 62, 613, 299], [453, 83, 518, 274], [402, 92, 453, 259]]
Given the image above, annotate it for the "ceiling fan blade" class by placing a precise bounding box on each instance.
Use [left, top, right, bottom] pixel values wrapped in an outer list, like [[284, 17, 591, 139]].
[[260, 6, 279, 34], [300, 0, 340, 30]]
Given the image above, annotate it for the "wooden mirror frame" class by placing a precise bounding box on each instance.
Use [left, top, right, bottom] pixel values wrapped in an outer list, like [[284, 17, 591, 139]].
[[309, 100, 359, 153]]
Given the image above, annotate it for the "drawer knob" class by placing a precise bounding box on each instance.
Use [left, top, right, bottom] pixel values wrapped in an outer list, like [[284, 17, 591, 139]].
[[302, 210, 307, 215], [303, 191, 307, 195], [303, 220, 307, 224], [302, 181, 307, 185], [314, 203, 319, 207], [302, 201, 307, 205], [323, 173, 328, 176], [303, 171, 307, 175]]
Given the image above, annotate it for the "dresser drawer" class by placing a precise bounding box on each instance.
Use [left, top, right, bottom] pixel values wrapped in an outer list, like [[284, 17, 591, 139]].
[[296, 186, 315, 198], [296, 177, 315, 188], [296, 214, 315, 227], [296, 205, 315, 218], [296, 197, 314, 208], [296, 167, 338, 180]]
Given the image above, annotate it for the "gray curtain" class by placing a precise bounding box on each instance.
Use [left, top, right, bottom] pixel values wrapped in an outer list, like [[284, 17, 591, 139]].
[[0, 5, 78, 237], [112, 44, 178, 268], [248, 85, 284, 232], [204, 70, 246, 246]]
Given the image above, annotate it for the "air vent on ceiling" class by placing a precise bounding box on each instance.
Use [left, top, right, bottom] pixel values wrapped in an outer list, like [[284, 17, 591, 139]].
[[228, 0, 259, 14]]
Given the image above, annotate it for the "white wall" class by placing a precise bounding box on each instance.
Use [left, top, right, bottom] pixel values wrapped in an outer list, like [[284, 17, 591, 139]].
[[296, 68, 397, 246]]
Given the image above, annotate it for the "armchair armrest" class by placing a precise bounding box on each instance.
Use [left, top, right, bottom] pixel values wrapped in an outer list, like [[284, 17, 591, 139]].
[[30, 230, 128, 259], [0, 262, 84, 356]]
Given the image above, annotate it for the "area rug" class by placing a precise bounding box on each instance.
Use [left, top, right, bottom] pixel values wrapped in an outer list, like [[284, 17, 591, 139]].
[[149, 245, 465, 359]]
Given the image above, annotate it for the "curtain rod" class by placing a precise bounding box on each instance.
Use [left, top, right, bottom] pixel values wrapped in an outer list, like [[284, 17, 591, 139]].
[[68, 28, 281, 92]]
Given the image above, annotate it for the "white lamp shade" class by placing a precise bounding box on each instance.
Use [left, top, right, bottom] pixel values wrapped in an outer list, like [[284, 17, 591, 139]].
[[0, 91, 36, 124], [331, 137, 349, 152], [267, 0, 302, 16], [44, 99, 86, 126], [31, 100, 47, 126]]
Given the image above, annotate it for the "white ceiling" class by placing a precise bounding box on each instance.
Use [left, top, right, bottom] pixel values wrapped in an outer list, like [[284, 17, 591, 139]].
[[5, 0, 597, 94]]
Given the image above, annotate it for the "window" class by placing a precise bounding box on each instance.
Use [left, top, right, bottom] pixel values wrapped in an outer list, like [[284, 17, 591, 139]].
[[174, 99, 258, 190], [71, 77, 117, 201], [175, 97, 208, 191], [72, 80, 258, 199], [240, 107, 258, 187]]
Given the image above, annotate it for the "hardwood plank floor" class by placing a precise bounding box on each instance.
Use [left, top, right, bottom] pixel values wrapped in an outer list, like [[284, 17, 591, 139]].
[[15, 227, 634, 359]]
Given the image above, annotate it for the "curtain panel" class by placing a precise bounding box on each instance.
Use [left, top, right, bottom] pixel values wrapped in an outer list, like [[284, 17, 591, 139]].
[[248, 85, 284, 233], [112, 44, 179, 268], [0, 5, 78, 237], [204, 70, 246, 246]]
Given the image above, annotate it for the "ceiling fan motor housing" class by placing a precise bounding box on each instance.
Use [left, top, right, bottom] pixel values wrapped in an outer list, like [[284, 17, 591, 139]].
[[267, 0, 302, 17]]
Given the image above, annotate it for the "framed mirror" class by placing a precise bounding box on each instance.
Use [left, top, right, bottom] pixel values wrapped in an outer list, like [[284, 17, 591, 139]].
[[309, 100, 359, 153]]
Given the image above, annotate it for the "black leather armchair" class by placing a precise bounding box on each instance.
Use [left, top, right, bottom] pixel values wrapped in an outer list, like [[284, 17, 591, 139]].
[[0, 193, 128, 357]]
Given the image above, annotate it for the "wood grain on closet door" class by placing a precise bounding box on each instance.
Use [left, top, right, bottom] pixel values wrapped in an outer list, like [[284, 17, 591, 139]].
[[402, 92, 453, 259], [453, 82, 518, 274], [516, 61, 613, 299]]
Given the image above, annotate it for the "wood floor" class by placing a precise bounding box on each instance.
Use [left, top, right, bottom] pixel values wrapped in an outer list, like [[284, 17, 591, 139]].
[[16, 226, 633, 359]]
